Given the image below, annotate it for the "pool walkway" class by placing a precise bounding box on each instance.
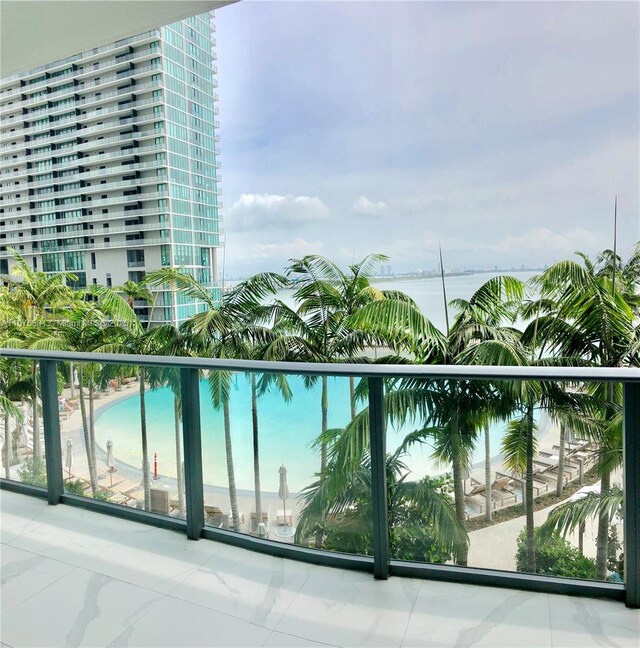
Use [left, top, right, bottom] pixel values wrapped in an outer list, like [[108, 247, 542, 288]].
[[1, 490, 638, 647]]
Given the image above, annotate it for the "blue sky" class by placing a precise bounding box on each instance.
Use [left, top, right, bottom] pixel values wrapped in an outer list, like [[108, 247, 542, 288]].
[[215, 1, 639, 276]]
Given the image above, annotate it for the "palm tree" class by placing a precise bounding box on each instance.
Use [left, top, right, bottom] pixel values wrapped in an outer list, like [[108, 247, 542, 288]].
[[296, 429, 468, 562], [115, 279, 154, 311], [58, 285, 141, 498], [527, 251, 636, 579], [88, 285, 152, 507], [146, 268, 289, 530], [1, 250, 75, 461], [279, 254, 412, 471], [0, 356, 31, 478], [348, 275, 525, 566], [249, 371, 293, 534]]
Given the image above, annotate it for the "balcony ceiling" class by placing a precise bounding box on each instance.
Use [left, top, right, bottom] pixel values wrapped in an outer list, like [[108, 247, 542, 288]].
[[0, 0, 236, 79]]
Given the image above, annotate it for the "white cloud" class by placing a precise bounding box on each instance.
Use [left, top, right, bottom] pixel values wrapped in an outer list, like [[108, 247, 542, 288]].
[[352, 195, 388, 217], [226, 237, 322, 262], [250, 238, 322, 259], [491, 228, 599, 255], [227, 193, 329, 232]]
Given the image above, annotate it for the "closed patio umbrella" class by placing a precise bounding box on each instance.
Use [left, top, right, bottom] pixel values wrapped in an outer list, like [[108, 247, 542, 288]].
[[275, 464, 295, 538], [65, 439, 73, 479], [106, 439, 117, 487]]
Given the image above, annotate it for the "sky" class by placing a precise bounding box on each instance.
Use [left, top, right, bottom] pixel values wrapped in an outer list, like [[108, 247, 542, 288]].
[[215, 1, 639, 277]]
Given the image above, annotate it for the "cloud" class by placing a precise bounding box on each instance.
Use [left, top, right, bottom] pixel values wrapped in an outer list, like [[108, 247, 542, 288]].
[[227, 193, 329, 232], [491, 228, 599, 255], [352, 195, 388, 217], [227, 236, 323, 273], [249, 238, 322, 259]]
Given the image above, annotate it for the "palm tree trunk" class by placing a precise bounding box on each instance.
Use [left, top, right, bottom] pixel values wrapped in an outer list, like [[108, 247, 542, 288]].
[[525, 404, 536, 573], [89, 378, 97, 479], [450, 412, 468, 566], [31, 361, 39, 461], [349, 376, 356, 421], [315, 375, 330, 549], [251, 375, 263, 530], [484, 423, 492, 522], [78, 367, 98, 496], [223, 397, 240, 531], [556, 422, 566, 497], [3, 412, 10, 479], [139, 368, 150, 511], [173, 396, 185, 518], [320, 375, 328, 472], [595, 466, 611, 580], [595, 382, 616, 580]]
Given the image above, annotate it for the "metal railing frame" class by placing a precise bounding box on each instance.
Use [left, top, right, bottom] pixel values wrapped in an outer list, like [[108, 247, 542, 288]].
[[0, 348, 637, 607]]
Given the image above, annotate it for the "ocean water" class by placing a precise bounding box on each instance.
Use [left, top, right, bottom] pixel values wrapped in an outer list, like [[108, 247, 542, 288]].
[[94, 271, 539, 493], [372, 271, 537, 332]]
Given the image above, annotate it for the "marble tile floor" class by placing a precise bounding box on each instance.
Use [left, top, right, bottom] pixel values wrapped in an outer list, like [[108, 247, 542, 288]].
[[1, 491, 638, 648]]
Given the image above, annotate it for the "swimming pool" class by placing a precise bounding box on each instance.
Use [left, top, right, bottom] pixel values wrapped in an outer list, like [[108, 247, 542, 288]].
[[94, 375, 525, 493]]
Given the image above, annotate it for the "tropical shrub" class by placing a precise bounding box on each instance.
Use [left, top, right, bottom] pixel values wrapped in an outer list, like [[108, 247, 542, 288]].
[[516, 527, 596, 580], [16, 457, 47, 487], [64, 479, 86, 496]]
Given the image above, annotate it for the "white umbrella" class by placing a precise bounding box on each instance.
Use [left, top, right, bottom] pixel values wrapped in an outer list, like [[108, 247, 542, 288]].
[[65, 439, 73, 479], [275, 464, 295, 538], [106, 439, 117, 487]]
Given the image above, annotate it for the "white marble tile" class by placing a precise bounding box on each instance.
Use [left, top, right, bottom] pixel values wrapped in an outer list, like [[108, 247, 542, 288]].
[[1, 567, 164, 648], [107, 595, 271, 647], [275, 566, 421, 647], [0, 544, 75, 612], [263, 630, 339, 647], [7, 514, 113, 569], [170, 542, 316, 629], [81, 526, 222, 594], [402, 581, 552, 647], [0, 492, 47, 544], [548, 593, 640, 647]]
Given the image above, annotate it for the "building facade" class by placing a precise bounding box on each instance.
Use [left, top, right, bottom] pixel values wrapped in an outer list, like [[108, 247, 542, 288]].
[[0, 11, 221, 325]]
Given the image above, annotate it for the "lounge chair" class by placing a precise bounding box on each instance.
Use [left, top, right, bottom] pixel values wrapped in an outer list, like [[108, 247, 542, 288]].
[[276, 509, 293, 526], [466, 476, 518, 509], [204, 505, 229, 528], [496, 471, 548, 498], [490, 476, 518, 507]]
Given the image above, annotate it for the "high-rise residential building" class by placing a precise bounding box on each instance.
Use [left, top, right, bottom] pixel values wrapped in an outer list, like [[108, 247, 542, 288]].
[[0, 11, 221, 325]]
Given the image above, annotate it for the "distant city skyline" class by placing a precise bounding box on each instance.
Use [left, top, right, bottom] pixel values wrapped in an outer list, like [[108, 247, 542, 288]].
[[216, 1, 639, 276]]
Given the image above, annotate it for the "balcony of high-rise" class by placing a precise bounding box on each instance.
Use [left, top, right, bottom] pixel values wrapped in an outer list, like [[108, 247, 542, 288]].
[[1, 2, 639, 647]]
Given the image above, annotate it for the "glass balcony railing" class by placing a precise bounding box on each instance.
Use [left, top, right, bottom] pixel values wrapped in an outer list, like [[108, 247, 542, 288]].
[[0, 348, 637, 608]]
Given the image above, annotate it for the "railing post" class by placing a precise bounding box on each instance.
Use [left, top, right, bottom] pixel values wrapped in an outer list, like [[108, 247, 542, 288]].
[[181, 368, 204, 540], [368, 376, 389, 579], [624, 382, 640, 608], [40, 360, 63, 505]]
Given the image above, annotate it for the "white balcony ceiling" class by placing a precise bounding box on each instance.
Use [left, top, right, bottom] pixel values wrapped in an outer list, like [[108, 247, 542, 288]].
[[0, 0, 235, 79]]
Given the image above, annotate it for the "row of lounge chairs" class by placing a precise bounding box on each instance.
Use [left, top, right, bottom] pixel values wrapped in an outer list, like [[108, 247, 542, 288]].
[[465, 441, 595, 516]]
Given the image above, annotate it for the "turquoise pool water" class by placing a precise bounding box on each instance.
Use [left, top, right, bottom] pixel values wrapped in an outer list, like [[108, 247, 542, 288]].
[[94, 375, 520, 493]]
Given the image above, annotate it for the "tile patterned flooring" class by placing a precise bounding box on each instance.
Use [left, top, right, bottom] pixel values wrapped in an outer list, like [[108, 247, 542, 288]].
[[1, 491, 638, 647]]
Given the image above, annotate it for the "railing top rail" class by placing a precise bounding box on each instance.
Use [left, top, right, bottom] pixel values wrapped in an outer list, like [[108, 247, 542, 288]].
[[0, 348, 638, 382]]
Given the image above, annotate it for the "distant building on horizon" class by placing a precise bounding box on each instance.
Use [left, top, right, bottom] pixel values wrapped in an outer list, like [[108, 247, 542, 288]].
[[0, 11, 221, 325]]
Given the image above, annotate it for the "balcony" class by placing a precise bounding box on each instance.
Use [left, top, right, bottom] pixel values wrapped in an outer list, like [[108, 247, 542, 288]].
[[2, 489, 637, 648], [0, 348, 638, 620]]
